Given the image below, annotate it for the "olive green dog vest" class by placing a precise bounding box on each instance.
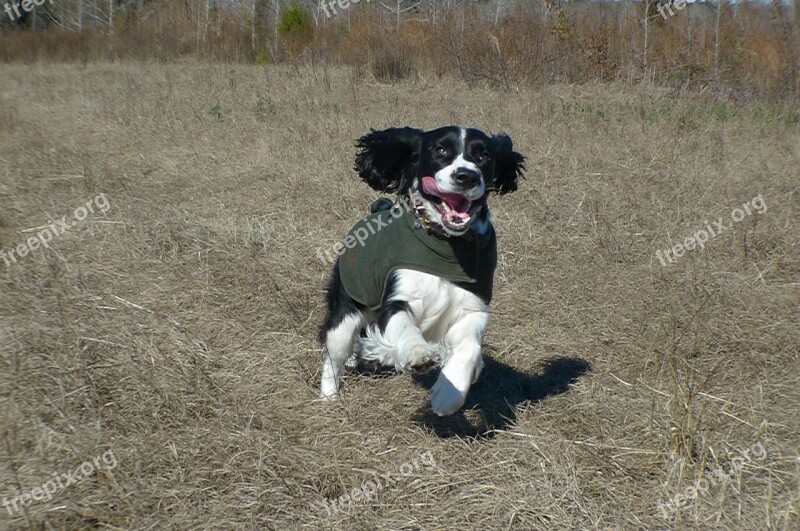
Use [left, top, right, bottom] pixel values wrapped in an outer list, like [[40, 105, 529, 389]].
[[338, 206, 496, 310]]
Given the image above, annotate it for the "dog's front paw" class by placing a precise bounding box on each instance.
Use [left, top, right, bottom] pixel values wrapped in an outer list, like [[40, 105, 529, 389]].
[[430, 372, 468, 416], [400, 344, 442, 373]]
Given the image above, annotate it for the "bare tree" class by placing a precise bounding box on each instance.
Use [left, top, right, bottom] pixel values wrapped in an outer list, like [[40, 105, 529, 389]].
[[254, 0, 272, 50], [274, 0, 280, 43], [380, 0, 422, 29], [714, 0, 723, 81], [640, 0, 661, 71]]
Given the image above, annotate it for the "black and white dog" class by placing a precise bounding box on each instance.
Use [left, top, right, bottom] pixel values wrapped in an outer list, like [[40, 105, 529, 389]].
[[319, 126, 525, 416]]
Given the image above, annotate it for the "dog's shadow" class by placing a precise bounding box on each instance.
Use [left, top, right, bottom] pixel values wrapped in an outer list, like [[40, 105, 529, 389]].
[[352, 353, 591, 440], [409, 354, 591, 440]]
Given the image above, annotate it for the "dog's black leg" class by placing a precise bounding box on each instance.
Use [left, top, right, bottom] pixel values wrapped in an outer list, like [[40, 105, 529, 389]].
[[319, 262, 368, 399]]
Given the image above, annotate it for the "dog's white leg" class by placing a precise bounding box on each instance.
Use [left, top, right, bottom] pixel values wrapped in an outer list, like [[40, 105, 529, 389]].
[[320, 313, 365, 399], [430, 310, 489, 416]]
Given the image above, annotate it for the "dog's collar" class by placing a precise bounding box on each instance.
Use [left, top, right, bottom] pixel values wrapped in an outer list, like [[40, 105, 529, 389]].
[[406, 189, 452, 239]]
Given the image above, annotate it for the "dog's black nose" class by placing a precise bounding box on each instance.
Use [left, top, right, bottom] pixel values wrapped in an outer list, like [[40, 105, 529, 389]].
[[453, 169, 481, 189]]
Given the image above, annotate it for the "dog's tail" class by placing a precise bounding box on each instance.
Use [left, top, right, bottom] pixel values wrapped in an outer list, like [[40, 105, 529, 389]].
[[358, 324, 399, 368]]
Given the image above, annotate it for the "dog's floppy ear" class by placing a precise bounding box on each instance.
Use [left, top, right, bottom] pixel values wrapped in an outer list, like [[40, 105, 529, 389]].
[[355, 127, 423, 193], [490, 133, 526, 195]]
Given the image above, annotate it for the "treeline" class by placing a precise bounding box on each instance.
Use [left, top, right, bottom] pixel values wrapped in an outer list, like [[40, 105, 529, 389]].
[[0, 0, 797, 99]]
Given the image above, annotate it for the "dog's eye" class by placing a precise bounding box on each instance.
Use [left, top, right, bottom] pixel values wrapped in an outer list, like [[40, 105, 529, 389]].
[[477, 152, 490, 162], [436, 146, 449, 156]]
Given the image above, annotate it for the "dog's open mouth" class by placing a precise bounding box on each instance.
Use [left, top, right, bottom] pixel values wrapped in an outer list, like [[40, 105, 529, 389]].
[[420, 177, 480, 231]]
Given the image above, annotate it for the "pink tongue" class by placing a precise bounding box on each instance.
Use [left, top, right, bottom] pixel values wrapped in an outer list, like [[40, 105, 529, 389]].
[[421, 177, 471, 213]]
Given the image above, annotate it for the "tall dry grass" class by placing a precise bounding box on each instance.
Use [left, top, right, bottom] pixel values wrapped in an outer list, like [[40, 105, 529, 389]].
[[0, 1, 798, 99], [0, 61, 798, 529]]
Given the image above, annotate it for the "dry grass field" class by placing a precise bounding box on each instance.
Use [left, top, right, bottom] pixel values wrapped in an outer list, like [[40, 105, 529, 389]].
[[0, 62, 798, 530]]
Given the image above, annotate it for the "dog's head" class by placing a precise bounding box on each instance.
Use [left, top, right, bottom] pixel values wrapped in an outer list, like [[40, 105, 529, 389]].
[[355, 126, 525, 236]]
